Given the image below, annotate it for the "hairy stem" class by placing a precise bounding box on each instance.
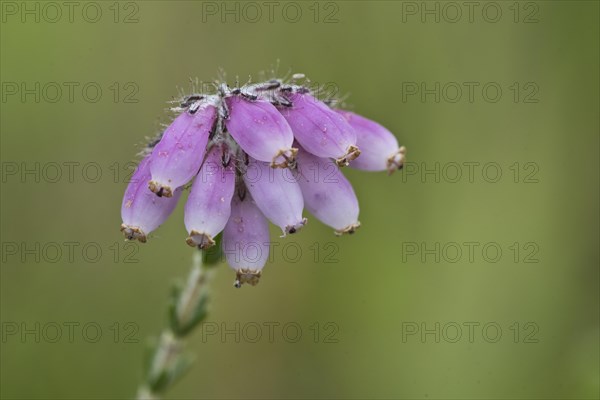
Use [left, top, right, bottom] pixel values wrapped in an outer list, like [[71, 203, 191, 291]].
[[137, 249, 216, 400]]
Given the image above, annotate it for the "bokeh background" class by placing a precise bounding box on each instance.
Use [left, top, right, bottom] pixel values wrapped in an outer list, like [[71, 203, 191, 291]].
[[1, 1, 598, 399]]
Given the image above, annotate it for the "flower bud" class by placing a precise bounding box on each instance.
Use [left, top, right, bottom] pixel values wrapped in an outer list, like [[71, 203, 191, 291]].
[[149, 104, 216, 197], [184, 144, 236, 249], [243, 157, 306, 236], [295, 147, 360, 235], [222, 192, 270, 287], [121, 155, 182, 242], [225, 96, 296, 168], [337, 110, 406, 174], [280, 93, 360, 166]]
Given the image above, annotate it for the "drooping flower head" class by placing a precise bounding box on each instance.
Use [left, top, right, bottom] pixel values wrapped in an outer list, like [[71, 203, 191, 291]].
[[119, 73, 407, 287]]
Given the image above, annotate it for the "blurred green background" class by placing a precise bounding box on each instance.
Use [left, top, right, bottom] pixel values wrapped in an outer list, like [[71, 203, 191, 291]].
[[1, 1, 598, 399]]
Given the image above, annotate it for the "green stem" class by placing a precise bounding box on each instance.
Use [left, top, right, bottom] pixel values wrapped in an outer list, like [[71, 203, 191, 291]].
[[137, 249, 216, 400]]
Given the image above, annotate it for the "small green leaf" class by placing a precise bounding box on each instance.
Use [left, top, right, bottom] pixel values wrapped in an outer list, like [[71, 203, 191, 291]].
[[202, 233, 223, 267], [166, 354, 195, 388], [142, 337, 159, 379], [148, 369, 171, 393], [175, 294, 209, 337]]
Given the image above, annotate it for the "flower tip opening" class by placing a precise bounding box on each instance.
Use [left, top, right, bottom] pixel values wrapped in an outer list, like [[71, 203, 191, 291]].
[[233, 269, 262, 288], [120, 224, 147, 243], [335, 145, 361, 167], [148, 180, 174, 198], [283, 217, 308, 236], [334, 221, 361, 236], [270, 147, 298, 169], [386, 146, 407, 175], [186, 231, 216, 249]]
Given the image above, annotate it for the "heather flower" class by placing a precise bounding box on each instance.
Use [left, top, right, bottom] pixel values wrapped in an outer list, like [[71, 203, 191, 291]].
[[278, 92, 360, 167], [222, 190, 270, 288], [224, 96, 297, 168], [242, 156, 306, 236], [184, 143, 236, 249], [148, 102, 217, 197], [295, 147, 360, 235], [119, 73, 407, 287], [121, 155, 182, 243], [337, 110, 406, 174]]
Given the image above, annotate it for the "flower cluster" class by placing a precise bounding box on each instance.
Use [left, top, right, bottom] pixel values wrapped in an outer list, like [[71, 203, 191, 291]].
[[120, 75, 406, 287]]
